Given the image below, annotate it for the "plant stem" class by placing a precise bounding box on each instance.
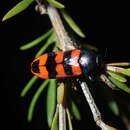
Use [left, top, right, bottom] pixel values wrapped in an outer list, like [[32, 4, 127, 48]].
[[80, 81, 101, 121], [58, 104, 66, 130], [80, 81, 109, 130], [100, 74, 117, 90], [47, 5, 75, 50]]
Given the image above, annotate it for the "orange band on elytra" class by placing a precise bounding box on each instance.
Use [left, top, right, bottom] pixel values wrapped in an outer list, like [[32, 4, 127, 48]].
[[39, 66, 49, 79], [55, 51, 64, 63], [71, 49, 80, 59], [39, 54, 48, 66], [71, 65, 82, 75], [56, 64, 66, 78]]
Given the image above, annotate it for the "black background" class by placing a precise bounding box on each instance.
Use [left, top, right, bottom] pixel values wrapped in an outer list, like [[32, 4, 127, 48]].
[[0, 0, 130, 130]]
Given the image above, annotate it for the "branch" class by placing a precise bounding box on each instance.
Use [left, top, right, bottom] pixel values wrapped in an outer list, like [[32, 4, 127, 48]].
[[58, 104, 66, 130], [80, 81, 110, 130], [80, 81, 101, 121], [47, 5, 75, 51]]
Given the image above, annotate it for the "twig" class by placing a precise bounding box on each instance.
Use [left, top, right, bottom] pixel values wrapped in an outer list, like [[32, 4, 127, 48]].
[[47, 5, 75, 50], [57, 83, 67, 130], [58, 104, 66, 130], [80, 81, 109, 130], [80, 81, 101, 121], [100, 74, 118, 90], [106, 66, 124, 73]]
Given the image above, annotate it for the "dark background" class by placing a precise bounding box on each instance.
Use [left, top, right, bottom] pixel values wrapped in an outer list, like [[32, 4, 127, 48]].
[[0, 0, 130, 130]]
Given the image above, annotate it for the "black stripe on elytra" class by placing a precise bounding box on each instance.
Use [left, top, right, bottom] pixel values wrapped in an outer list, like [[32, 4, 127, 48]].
[[32, 60, 40, 73], [79, 50, 89, 77], [63, 51, 73, 75], [45, 52, 57, 78], [78, 50, 83, 74]]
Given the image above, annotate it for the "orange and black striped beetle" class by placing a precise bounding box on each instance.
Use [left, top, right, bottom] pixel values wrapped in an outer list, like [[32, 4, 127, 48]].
[[31, 49, 103, 80]]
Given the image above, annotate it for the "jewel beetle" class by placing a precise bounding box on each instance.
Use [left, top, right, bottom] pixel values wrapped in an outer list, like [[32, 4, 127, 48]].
[[31, 49, 103, 80]]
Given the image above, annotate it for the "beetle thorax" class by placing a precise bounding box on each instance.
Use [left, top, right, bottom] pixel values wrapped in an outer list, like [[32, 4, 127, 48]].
[[79, 50, 102, 79]]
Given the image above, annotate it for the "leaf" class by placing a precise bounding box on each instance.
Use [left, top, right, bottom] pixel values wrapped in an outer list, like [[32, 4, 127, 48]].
[[20, 28, 53, 50], [106, 71, 127, 82], [35, 32, 56, 58], [108, 76, 130, 93], [82, 43, 98, 52], [51, 107, 58, 130], [108, 101, 119, 116], [61, 10, 85, 38], [66, 109, 73, 130], [71, 100, 81, 120], [47, 79, 57, 127], [20, 76, 38, 97], [106, 66, 130, 77], [47, 0, 65, 9], [107, 62, 130, 66], [119, 69, 130, 77], [2, 0, 34, 21], [57, 83, 65, 104], [27, 80, 49, 122]]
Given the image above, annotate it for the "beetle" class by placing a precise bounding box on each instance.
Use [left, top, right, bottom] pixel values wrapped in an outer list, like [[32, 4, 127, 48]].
[[31, 49, 103, 80]]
